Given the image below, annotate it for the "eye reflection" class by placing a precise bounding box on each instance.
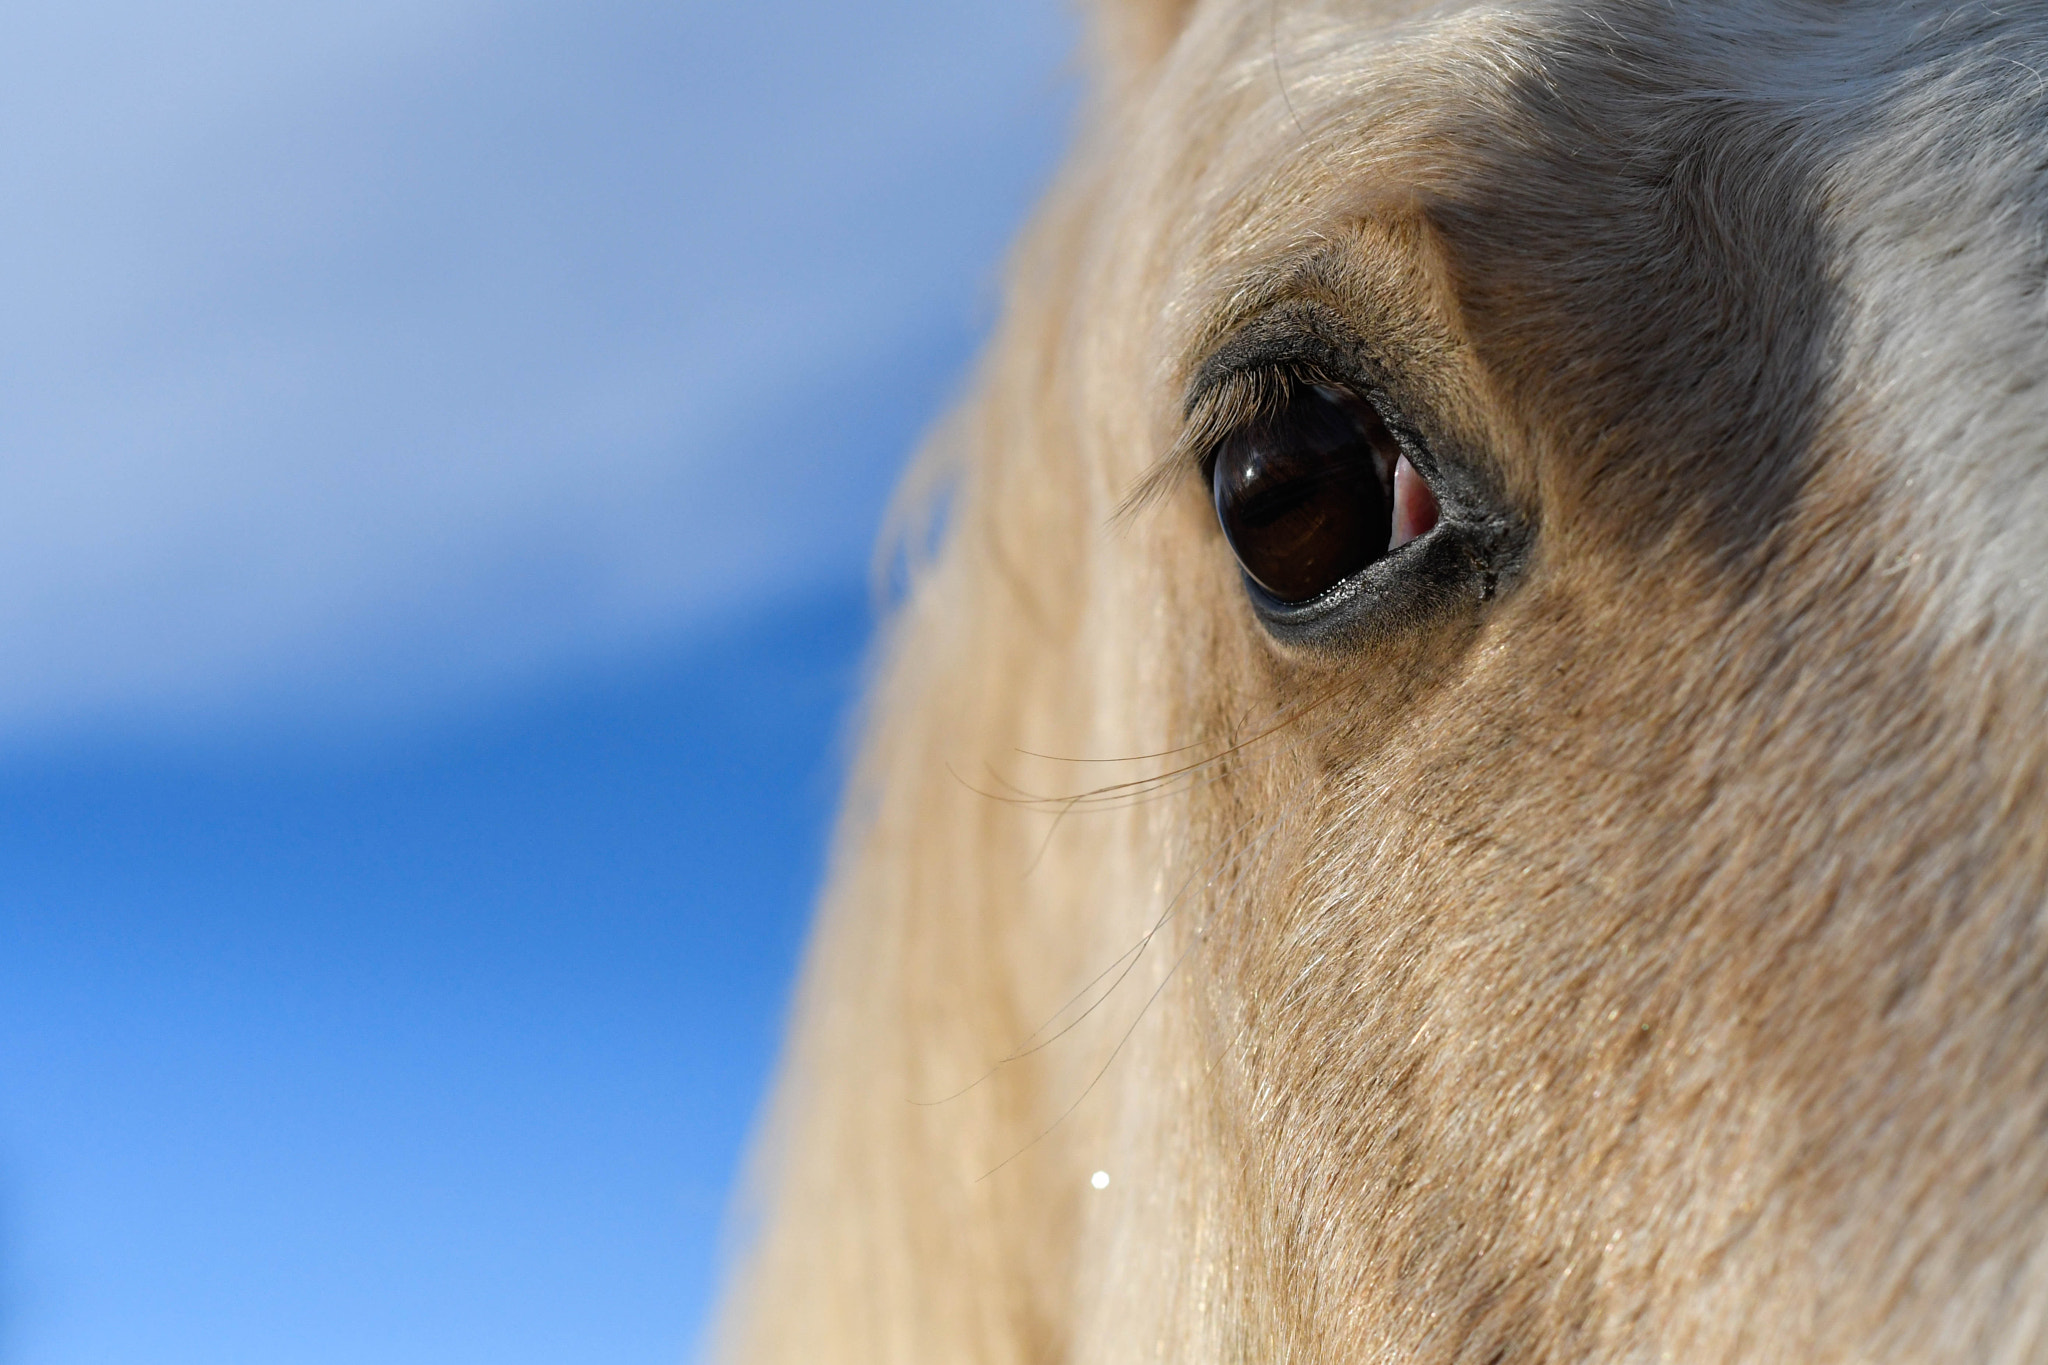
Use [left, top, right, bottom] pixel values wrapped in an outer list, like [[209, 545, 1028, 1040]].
[[1210, 384, 1404, 603]]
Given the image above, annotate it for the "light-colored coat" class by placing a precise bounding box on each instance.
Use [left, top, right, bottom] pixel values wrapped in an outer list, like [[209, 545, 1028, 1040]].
[[717, 3, 2048, 1359]]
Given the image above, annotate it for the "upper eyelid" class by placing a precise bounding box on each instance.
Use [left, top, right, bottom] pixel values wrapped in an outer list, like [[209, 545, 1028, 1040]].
[[1115, 361, 1347, 523], [1118, 298, 1369, 522], [1182, 366, 1296, 473]]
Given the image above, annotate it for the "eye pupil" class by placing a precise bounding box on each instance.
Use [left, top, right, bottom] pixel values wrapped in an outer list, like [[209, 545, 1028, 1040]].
[[1211, 385, 1400, 603]]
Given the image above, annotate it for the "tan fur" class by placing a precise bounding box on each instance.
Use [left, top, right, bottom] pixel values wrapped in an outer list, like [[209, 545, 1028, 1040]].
[[714, 2, 2048, 1360]]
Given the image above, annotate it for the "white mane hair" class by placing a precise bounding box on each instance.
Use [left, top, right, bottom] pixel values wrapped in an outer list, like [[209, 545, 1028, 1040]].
[[715, 3, 2048, 1360]]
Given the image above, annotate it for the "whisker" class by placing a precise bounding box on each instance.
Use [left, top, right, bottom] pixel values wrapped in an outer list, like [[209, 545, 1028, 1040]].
[[975, 930, 1207, 1183], [1011, 740, 1214, 764], [972, 678, 1353, 815], [914, 815, 1275, 1106], [1270, 0, 1309, 141], [971, 804, 1304, 1179]]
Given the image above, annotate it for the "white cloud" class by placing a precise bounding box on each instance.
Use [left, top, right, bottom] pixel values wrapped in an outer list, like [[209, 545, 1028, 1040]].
[[0, 0, 1074, 742]]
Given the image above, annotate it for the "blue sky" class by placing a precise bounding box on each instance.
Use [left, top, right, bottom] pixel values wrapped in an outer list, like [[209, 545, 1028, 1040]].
[[0, 2, 1074, 1360]]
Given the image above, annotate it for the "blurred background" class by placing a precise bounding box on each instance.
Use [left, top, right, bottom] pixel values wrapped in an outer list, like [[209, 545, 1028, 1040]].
[[0, 2, 1075, 1360]]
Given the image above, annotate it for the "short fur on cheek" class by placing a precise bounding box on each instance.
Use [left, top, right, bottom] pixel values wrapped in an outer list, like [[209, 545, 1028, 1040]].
[[712, 3, 2048, 1363]]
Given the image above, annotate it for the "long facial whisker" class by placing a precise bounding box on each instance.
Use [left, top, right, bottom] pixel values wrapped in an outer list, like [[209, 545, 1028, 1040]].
[[974, 931, 1207, 1183], [1011, 740, 1216, 764], [912, 816, 1274, 1106], [969, 678, 1353, 816], [971, 809, 1299, 1179], [1009, 818, 1279, 1054]]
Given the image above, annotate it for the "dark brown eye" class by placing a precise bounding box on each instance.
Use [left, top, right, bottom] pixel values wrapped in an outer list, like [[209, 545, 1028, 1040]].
[[1211, 384, 1403, 603]]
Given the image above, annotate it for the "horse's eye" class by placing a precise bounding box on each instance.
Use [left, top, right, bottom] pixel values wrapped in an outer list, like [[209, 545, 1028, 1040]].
[[1211, 384, 1412, 603]]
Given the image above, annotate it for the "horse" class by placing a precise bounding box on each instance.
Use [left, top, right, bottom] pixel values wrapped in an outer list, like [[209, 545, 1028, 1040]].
[[715, 2, 2048, 1359]]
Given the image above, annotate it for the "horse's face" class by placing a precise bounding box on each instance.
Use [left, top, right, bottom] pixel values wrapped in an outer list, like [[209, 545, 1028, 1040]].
[[723, 4, 2048, 1360], [1082, 3, 2048, 1352]]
